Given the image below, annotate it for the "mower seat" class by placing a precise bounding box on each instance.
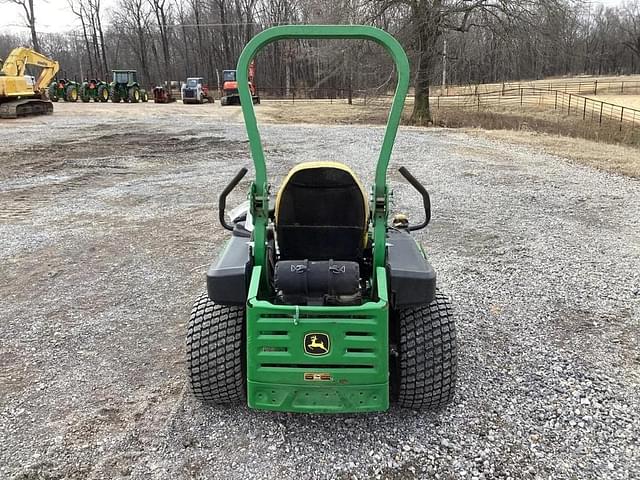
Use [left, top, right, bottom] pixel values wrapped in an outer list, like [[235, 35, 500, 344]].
[[275, 162, 369, 261]]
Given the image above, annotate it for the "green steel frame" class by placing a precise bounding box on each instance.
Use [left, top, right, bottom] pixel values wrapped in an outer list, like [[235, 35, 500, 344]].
[[237, 25, 410, 281], [236, 25, 410, 413]]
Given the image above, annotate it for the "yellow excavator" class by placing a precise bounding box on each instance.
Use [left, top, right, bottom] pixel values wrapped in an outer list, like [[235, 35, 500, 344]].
[[0, 47, 59, 119]]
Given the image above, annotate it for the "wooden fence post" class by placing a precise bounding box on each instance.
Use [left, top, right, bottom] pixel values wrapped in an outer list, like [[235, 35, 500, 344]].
[[568, 93, 572, 115], [555, 91, 558, 110], [620, 107, 624, 131], [520, 88, 523, 106], [583, 98, 587, 120]]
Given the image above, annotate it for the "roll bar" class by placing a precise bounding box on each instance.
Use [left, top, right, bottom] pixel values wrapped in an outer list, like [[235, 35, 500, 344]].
[[236, 25, 410, 201], [236, 25, 410, 278]]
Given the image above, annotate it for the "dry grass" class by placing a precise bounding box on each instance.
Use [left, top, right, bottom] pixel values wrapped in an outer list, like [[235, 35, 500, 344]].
[[258, 101, 640, 178], [255, 99, 399, 124], [257, 100, 640, 177], [431, 106, 640, 146], [430, 74, 640, 96], [586, 95, 640, 110], [466, 128, 640, 178]]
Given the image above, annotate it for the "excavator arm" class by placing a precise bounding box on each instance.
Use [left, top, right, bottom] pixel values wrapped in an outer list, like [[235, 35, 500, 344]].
[[1, 47, 59, 91]]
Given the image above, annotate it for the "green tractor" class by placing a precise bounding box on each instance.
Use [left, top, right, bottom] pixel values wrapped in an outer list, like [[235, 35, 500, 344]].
[[80, 79, 110, 102], [109, 70, 148, 103], [186, 26, 458, 414], [47, 78, 80, 102]]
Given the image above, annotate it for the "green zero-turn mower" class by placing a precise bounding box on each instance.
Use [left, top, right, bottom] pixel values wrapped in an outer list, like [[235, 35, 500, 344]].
[[187, 25, 458, 414]]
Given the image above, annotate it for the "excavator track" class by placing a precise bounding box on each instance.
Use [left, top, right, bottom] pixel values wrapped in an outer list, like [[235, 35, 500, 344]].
[[0, 99, 53, 119]]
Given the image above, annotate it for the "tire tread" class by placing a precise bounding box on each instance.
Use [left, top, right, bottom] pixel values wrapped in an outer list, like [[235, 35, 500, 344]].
[[396, 292, 458, 410], [186, 293, 245, 404]]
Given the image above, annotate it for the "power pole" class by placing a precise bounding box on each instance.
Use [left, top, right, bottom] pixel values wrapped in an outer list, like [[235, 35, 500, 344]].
[[442, 38, 447, 89], [285, 46, 291, 97]]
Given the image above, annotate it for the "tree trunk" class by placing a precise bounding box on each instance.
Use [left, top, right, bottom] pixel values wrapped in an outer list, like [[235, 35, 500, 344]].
[[95, 4, 109, 77], [219, 1, 232, 67], [79, 16, 94, 77], [159, 9, 171, 79], [411, 25, 438, 126], [20, 0, 40, 52], [411, 64, 432, 125], [29, 0, 39, 51]]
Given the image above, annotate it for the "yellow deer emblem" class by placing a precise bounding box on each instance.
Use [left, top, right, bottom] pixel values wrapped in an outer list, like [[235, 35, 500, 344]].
[[304, 333, 330, 355]]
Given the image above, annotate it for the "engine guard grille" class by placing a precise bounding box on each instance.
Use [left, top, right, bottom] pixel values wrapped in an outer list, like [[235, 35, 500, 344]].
[[246, 266, 389, 413]]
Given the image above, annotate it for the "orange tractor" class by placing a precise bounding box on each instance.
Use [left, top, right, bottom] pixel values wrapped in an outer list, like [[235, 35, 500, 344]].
[[220, 60, 260, 105]]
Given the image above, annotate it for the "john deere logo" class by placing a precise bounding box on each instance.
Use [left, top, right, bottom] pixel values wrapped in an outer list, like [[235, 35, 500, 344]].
[[304, 333, 330, 356]]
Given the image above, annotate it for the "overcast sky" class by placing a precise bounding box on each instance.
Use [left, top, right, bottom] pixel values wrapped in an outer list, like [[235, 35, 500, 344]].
[[0, 0, 629, 35]]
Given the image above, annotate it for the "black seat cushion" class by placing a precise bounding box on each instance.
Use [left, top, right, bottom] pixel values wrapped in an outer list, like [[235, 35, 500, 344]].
[[275, 164, 367, 261]]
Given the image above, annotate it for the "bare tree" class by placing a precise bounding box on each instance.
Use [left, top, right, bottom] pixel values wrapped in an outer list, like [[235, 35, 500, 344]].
[[376, 1, 571, 124], [621, 0, 640, 67], [4, 0, 41, 51], [149, 0, 172, 79], [89, 0, 110, 77], [9, 0, 640, 111], [112, 0, 152, 84], [68, 0, 95, 77]]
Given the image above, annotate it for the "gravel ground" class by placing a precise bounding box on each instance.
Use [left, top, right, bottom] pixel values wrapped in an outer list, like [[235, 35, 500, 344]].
[[1, 103, 639, 479]]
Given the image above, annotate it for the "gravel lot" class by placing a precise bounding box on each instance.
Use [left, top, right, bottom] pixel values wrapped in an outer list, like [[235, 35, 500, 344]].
[[1, 103, 639, 479]]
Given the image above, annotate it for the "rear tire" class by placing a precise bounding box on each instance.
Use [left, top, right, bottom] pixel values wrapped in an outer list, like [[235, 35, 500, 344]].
[[48, 85, 58, 102], [186, 293, 245, 404], [98, 85, 109, 102], [392, 292, 457, 410], [111, 90, 120, 103], [128, 86, 140, 103], [65, 84, 78, 102]]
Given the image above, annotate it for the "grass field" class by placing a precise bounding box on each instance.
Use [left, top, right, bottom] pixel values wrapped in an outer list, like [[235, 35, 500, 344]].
[[258, 95, 640, 178], [430, 74, 640, 96], [587, 94, 640, 110]]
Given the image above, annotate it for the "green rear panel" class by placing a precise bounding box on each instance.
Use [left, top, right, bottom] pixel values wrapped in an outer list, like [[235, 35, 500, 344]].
[[247, 267, 389, 413]]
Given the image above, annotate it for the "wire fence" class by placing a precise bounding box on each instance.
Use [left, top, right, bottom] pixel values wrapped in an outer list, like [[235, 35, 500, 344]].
[[256, 78, 640, 102], [432, 79, 640, 97], [257, 87, 356, 103], [241, 82, 640, 138], [430, 87, 640, 132]]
